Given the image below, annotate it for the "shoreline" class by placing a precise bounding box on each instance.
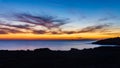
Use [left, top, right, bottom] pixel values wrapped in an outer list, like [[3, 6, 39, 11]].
[[0, 46, 120, 68]]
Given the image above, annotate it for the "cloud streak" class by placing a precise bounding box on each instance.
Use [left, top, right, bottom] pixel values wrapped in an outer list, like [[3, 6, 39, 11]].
[[0, 30, 7, 34], [14, 13, 69, 29], [0, 13, 114, 35], [78, 24, 111, 33], [0, 13, 70, 34], [0, 27, 24, 34]]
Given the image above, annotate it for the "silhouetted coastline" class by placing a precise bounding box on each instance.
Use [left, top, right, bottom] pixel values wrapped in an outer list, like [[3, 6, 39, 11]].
[[92, 37, 120, 45], [0, 46, 120, 68]]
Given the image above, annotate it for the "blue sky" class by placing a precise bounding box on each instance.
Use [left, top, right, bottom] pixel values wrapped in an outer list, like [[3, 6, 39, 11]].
[[0, 0, 120, 31]]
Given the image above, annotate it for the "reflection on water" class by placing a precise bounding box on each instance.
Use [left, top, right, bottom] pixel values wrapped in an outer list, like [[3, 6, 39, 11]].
[[0, 40, 102, 50]]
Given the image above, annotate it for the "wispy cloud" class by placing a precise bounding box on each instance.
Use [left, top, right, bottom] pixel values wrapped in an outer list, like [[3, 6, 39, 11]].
[[0, 27, 24, 34], [61, 24, 111, 34], [0, 13, 115, 35], [0, 13, 70, 34], [32, 30, 47, 34], [0, 30, 7, 34], [78, 24, 111, 33], [14, 13, 69, 29], [103, 32, 120, 35]]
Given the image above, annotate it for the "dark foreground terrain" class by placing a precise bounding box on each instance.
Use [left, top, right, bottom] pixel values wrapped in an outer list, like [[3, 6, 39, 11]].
[[0, 46, 120, 68]]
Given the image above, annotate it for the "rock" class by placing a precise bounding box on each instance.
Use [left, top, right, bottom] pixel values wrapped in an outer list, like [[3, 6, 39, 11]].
[[92, 37, 120, 45]]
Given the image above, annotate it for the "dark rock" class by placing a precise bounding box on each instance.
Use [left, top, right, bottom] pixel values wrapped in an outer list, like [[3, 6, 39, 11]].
[[34, 48, 51, 52], [92, 37, 120, 45]]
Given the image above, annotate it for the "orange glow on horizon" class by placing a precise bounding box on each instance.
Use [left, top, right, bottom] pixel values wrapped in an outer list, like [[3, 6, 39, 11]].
[[0, 33, 117, 40]]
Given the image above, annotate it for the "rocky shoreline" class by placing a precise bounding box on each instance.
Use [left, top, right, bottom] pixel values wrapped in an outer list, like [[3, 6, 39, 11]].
[[0, 46, 120, 68]]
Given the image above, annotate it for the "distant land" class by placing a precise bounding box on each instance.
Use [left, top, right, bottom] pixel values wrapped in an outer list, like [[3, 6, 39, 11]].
[[0, 39, 94, 41], [92, 37, 120, 45]]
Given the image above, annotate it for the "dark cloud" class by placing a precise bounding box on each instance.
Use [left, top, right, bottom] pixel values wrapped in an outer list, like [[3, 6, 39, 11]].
[[102, 32, 120, 36], [78, 24, 111, 33], [6, 24, 30, 29], [0, 13, 70, 34], [63, 31, 77, 34], [0, 23, 30, 29], [0, 28, 24, 33], [60, 24, 111, 34], [9, 24, 32, 29], [0, 30, 8, 34], [32, 30, 46, 34], [14, 13, 69, 29], [0, 13, 113, 35], [0, 23, 31, 33], [51, 31, 59, 34]]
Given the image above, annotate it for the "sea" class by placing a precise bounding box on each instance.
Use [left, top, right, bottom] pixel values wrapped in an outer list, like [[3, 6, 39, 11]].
[[0, 40, 112, 50]]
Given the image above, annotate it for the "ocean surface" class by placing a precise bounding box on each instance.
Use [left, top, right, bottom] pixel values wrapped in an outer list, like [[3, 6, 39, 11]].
[[0, 40, 110, 50]]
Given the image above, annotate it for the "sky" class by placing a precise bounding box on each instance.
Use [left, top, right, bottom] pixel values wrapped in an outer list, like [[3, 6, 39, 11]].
[[0, 0, 120, 40]]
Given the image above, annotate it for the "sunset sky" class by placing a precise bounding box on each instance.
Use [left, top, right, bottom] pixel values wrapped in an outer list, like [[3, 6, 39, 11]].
[[0, 0, 120, 40]]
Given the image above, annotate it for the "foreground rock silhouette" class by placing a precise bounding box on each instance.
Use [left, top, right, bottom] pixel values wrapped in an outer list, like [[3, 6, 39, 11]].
[[92, 37, 120, 45], [0, 47, 120, 68]]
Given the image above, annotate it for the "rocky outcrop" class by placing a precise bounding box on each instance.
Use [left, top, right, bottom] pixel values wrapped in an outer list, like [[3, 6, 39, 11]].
[[92, 37, 120, 45]]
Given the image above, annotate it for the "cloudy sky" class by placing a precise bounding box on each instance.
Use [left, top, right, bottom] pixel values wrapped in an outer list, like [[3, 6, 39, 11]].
[[0, 0, 120, 40]]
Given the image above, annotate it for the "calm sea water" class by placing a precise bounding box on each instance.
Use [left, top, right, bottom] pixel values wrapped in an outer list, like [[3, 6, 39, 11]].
[[0, 40, 105, 50]]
